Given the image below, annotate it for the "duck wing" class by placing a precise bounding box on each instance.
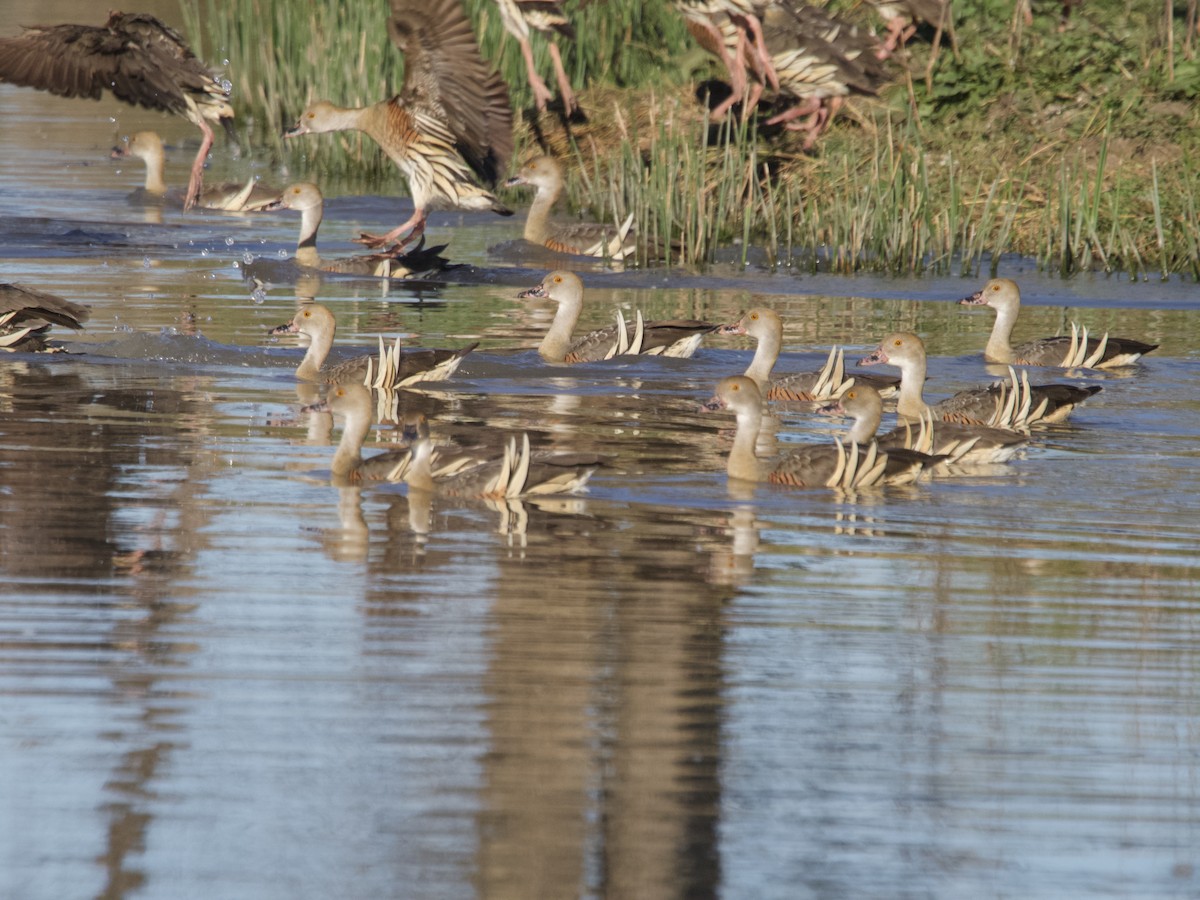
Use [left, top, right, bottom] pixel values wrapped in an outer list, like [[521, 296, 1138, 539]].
[[388, 0, 513, 185]]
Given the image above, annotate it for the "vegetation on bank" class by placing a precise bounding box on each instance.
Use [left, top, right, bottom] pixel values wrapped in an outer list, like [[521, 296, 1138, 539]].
[[182, 0, 1200, 278]]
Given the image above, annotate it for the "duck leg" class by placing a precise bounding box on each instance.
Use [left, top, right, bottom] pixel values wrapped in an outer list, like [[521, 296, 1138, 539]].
[[546, 42, 578, 115], [184, 119, 215, 211], [356, 209, 427, 251], [518, 36, 556, 111], [732, 13, 780, 91]]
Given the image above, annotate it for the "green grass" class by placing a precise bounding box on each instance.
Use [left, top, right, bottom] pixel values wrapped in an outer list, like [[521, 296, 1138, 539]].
[[183, 0, 1200, 278]]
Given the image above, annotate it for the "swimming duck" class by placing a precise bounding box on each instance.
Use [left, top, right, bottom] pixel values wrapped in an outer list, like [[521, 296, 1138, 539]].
[[819, 381, 1028, 465], [0, 284, 90, 351], [0, 12, 233, 210], [504, 156, 637, 260], [269, 303, 476, 389], [494, 0, 578, 114], [111, 131, 279, 211], [958, 278, 1158, 369], [720, 307, 899, 401], [859, 332, 1102, 427], [518, 271, 717, 362], [285, 0, 513, 250], [403, 433, 599, 498], [314, 383, 495, 486], [702, 375, 938, 487], [269, 182, 453, 279]]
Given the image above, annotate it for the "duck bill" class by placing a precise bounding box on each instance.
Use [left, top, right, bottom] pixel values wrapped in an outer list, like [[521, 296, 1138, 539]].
[[503, 175, 528, 188], [517, 283, 549, 299], [858, 347, 888, 366], [699, 396, 726, 413], [283, 120, 308, 139], [957, 288, 988, 306], [815, 400, 846, 417], [110, 145, 129, 160], [716, 321, 747, 336], [268, 321, 299, 336]]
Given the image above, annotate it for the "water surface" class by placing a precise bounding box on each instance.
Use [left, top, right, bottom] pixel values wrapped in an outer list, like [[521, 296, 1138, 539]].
[[1, 43, 1199, 900]]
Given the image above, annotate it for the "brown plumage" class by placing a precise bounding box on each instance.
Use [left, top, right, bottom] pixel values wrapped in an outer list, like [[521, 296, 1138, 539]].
[[287, 0, 514, 250], [0, 284, 89, 351], [518, 271, 717, 363], [269, 303, 475, 388], [504, 156, 639, 260], [0, 11, 233, 209], [859, 332, 1102, 428]]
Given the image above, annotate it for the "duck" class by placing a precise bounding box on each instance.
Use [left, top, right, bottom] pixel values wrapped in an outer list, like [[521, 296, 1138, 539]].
[[110, 131, 279, 211], [504, 156, 638, 260], [687, 2, 886, 143], [518, 271, 717, 362], [493, 0, 578, 115], [0, 284, 90, 351], [285, 0, 513, 250], [314, 383, 493, 486], [866, 0, 954, 59], [675, 1, 781, 117], [269, 303, 476, 389], [403, 433, 599, 498], [268, 182, 454, 279], [757, 1, 889, 145], [720, 307, 899, 401], [702, 375, 938, 487], [0, 12, 233, 210], [818, 381, 1028, 465], [958, 278, 1158, 369], [859, 332, 1102, 427]]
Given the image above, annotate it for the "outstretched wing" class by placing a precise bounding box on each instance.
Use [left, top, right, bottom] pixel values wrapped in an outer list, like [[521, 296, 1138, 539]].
[[0, 12, 226, 118], [388, 0, 513, 185]]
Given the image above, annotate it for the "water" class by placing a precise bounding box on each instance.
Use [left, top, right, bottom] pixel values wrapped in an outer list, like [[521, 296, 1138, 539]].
[[2, 44, 1200, 900]]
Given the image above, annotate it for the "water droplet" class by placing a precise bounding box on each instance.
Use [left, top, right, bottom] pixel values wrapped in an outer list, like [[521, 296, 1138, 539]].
[[115, 323, 134, 334], [143, 256, 151, 268], [243, 252, 255, 265], [232, 261, 241, 270], [277, 249, 288, 259], [200, 248, 210, 257], [225, 236, 235, 246], [251, 288, 267, 305], [220, 78, 233, 93]]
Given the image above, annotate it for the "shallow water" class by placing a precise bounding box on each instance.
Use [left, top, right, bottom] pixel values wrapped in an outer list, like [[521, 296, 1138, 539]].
[[2, 36, 1200, 900]]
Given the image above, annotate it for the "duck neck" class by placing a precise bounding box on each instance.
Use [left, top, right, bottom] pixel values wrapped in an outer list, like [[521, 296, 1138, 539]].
[[847, 406, 881, 444], [984, 302, 1018, 363], [331, 406, 370, 479], [727, 404, 765, 482], [894, 355, 930, 421], [744, 325, 781, 388], [405, 441, 436, 492], [539, 295, 582, 362], [523, 180, 560, 244], [295, 203, 323, 267], [296, 321, 334, 381], [141, 149, 167, 195]]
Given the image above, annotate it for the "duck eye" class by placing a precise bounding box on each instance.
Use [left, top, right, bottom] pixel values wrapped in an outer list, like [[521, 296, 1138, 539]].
[[553, 275, 562, 284], [991, 284, 1000, 291], [750, 313, 758, 321], [893, 339, 902, 347]]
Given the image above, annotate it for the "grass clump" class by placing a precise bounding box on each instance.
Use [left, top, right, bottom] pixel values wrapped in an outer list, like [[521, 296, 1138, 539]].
[[184, 0, 1200, 278]]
